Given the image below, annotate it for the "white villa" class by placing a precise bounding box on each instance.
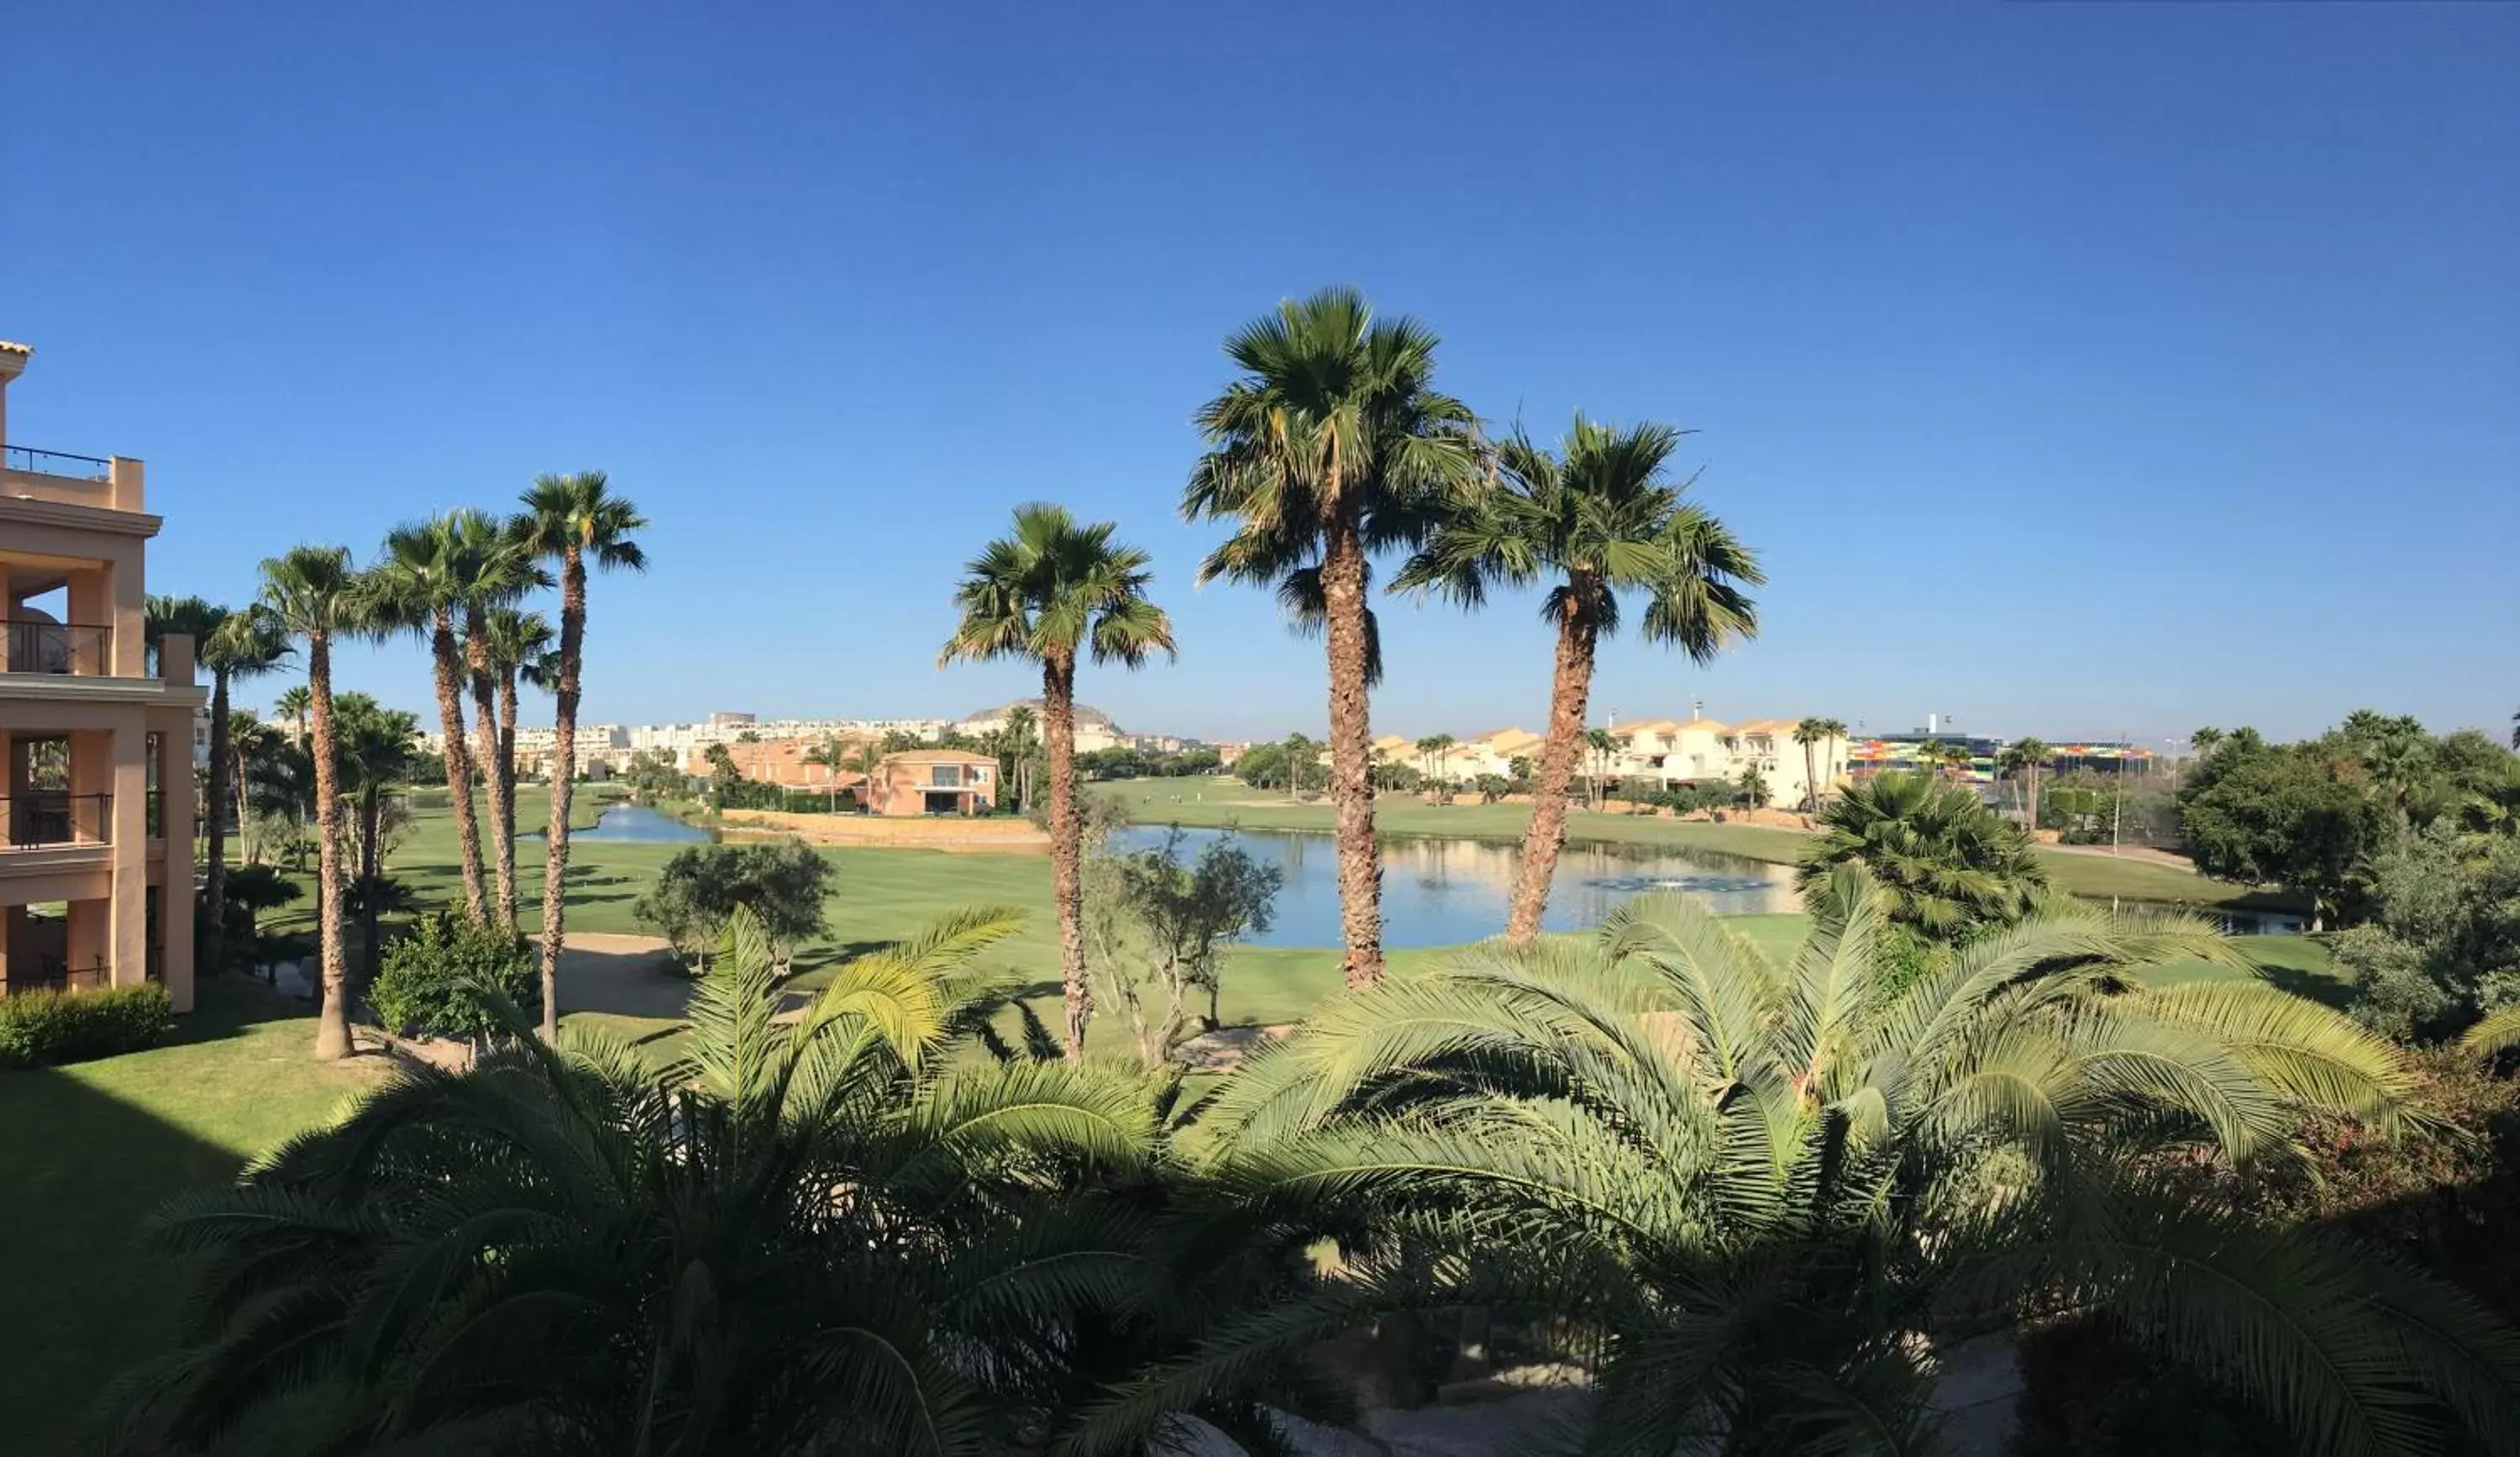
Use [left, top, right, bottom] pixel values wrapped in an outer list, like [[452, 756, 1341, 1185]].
[[1374, 716, 1850, 806]]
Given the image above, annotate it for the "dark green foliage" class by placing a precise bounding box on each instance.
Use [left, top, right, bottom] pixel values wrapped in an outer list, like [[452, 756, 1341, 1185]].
[[115, 908, 1320, 1455], [367, 910, 541, 1041], [0, 984, 175, 1070], [2012, 1318, 2291, 1457], [634, 839, 832, 969], [2014, 1055, 2520, 1448], [2178, 716, 2520, 926], [1798, 771, 2048, 940], [2180, 739, 2379, 927], [202, 862, 304, 976], [2332, 824, 2520, 1042], [1098, 874, 2520, 1457]]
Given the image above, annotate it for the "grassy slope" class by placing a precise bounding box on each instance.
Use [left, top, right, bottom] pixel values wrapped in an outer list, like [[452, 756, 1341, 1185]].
[[0, 979, 390, 1454], [1105, 776, 2292, 912]]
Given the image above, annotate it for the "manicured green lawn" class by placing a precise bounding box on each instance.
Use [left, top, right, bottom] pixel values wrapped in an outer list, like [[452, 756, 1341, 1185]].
[[1105, 776, 2293, 913], [0, 978, 389, 1454]]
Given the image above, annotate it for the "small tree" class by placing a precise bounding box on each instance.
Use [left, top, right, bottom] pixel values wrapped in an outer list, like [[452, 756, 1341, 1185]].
[[1084, 830, 1284, 1063], [635, 840, 833, 973], [369, 910, 541, 1046]]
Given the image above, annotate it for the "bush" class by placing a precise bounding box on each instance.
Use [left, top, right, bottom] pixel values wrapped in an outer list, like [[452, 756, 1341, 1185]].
[[635, 840, 833, 971], [0, 983, 176, 1070], [368, 911, 541, 1042]]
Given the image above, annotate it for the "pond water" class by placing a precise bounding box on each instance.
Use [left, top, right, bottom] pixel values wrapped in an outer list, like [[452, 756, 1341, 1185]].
[[1104, 824, 1800, 948], [549, 804, 715, 844]]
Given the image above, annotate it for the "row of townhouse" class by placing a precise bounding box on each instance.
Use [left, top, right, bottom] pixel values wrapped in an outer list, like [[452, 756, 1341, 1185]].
[[1371, 717, 1854, 807]]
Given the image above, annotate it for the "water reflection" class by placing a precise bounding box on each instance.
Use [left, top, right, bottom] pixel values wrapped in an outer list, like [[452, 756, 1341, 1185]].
[[528, 805, 714, 844], [1104, 825, 1801, 948]]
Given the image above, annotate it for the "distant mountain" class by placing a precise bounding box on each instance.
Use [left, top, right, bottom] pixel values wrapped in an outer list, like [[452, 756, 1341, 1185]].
[[957, 698, 1121, 733]]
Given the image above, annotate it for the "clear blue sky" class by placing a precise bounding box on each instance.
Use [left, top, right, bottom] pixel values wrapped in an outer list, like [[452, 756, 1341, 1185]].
[[7, 2, 2514, 748]]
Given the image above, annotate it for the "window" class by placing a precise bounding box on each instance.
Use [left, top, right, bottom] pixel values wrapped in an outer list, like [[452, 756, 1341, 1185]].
[[930, 765, 962, 787]]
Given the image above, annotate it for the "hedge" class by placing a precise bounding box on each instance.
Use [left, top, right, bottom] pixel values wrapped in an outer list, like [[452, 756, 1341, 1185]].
[[0, 983, 177, 1070]]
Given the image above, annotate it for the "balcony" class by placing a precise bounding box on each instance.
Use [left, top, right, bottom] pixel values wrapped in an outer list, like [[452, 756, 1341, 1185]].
[[3, 792, 113, 848], [3, 444, 111, 482], [1, 444, 138, 512], [1, 955, 109, 996], [3, 618, 113, 676]]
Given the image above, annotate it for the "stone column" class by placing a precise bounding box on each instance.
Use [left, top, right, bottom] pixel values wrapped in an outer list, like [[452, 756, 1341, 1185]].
[[108, 722, 149, 988], [156, 724, 195, 1010]]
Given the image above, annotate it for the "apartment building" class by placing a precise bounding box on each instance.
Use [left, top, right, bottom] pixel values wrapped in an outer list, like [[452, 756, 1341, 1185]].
[[1, 343, 203, 1007]]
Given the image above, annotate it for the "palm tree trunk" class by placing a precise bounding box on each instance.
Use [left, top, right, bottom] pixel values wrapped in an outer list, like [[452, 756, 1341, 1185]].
[[537, 553, 585, 1042], [2027, 762, 2040, 838], [1803, 740, 1819, 815], [1508, 595, 1599, 944], [307, 634, 351, 1061], [201, 671, 234, 976], [234, 744, 252, 864], [1042, 655, 1091, 1058], [359, 789, 383, 991], [428, 611, 489, 922], [497, 668, 521, 849], [465, 610, 517, 928], [1320, 514, 1386, 988]]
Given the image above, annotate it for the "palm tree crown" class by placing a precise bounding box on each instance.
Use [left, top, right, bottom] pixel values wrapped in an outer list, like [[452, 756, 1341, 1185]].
[[512, 474, 650, 573], [1802, 771, 2049, 940], [938, 503, 1175, 673], [1397, 414, 1762, 655]]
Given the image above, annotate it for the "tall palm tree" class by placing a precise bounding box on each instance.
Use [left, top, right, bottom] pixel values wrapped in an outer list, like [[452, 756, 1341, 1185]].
[[1002, 704, 1041, 812], [448, 512, 547, 927], [1412, 734, 1445, 797], [370, 515, 491, 922], [1396, 416, 1760, 942], [256, 545, 364, 1060], [1120, 874, 2520, 1457], [1584, 726, 1620, 813], [478, 605, 552, 832], [843, 738, 885, 812], [1184, 286, 1484, 988], [513, 472, 648, 1042], [332, 692, 423, 989], [941, 503, 1174, 1058], [225, 711, 283, 865], [273, 683, 312, 744], [147, 597, 289, 976], [801, 734, 848, 812], [1801, 770, 2048, 941], [118, 906, 1279, 1455], [1793, 715, 1846, 814], [2000, 735, 2053, 832]]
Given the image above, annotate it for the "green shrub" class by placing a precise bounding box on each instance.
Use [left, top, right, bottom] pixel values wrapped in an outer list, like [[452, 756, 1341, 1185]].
[[0, 983, 176, 1070], [368, 911, 540, 1042]]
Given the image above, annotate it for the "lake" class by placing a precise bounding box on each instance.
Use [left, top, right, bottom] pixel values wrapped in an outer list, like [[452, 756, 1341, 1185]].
[[549, 804, 715, 844], [1105, 824, 1799, 947]]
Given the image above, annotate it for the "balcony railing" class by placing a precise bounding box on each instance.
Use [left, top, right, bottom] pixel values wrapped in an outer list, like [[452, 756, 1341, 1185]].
[[3, 955, 109, 996], [2, 792, 113, 847], [3, 444, 112, 481], [3, 618, 113, 676]]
